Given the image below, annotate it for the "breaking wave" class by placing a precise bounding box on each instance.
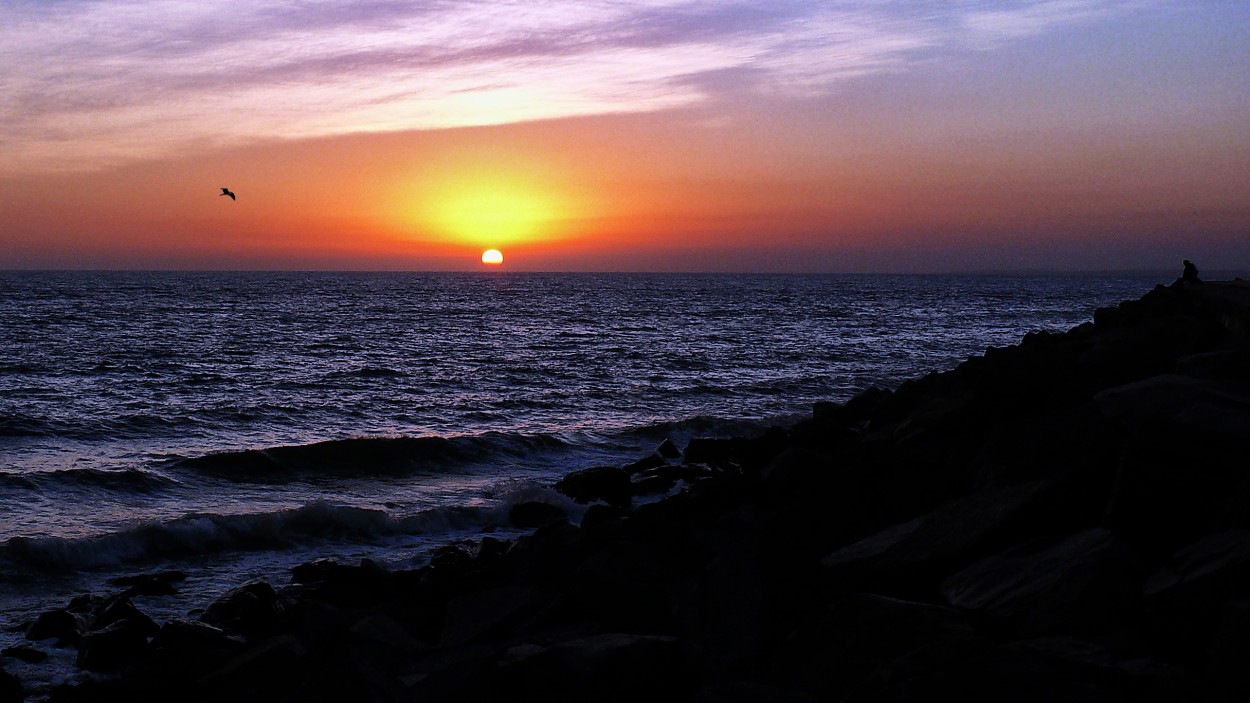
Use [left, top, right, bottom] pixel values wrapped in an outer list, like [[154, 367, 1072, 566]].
[[0, 500, 494, 573], [172, 432, 574, 482]]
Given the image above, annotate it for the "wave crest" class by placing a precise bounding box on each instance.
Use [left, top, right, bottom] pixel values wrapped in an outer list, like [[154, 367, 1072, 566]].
[[172, 432, 571, 482], [0, 501, 489, 572]]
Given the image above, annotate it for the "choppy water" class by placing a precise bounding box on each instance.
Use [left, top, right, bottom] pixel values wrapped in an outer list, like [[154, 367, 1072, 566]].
[[0, 270, 1166, 695]]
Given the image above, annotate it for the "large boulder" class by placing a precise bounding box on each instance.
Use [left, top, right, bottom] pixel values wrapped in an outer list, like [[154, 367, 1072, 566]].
[[854, 636, 1196, 702], [200, 580, 290, 637], [554, 467, 631, 508], [77, 619, 152, 672], [821, 479, 1088, 596], [492, 633, 693, 702], [940, 528, 1145, 638], [25, 610, 84, 646], [771, 593, 981, 698]]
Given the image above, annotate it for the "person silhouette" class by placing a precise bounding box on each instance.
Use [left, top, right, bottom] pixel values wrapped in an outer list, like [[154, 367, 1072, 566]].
[[1182, 260, 1200, 283]]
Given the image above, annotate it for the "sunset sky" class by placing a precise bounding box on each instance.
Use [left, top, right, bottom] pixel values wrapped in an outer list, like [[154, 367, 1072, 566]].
[[2, 1, 1247, 272]]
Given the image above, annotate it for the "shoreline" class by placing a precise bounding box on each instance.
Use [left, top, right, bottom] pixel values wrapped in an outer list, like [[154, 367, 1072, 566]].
[[6, 279, 1250, 702]]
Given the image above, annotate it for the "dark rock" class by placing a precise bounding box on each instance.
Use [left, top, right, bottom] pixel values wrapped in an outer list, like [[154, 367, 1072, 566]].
[[569, 539, 667, 633], [1144, 530, 1250, 605], [855, 636, 1196, 702], [694, 681, 821, 703], [632, 463, 715, 496], [25, 610, 83, 645], [65, 595, 102, 614], [772, 593, 980, 698], [200, 580, 288, 637], [1142, 530, 1250, 660], [151, 618, 241, 652], [843, 386, 893, 424], [630, 473, 678, 496], [657, 438, 682, 460], [45, 680, 127, 703], [109, 570, 186, 597], [1208, 597, 1250, 699], [0, 647, 45, 664], [940, 528, 1145, 637], [509, 501, 568, 528], [441, 584, 535, 646], [477, 535, 512, 560], [135, 619, 246, 685], [77, 619, 151, 672], [350, 613, 429, 655], [821, 479, 1082, 596], [579, 503, 632, 543], [1096, 374, 1250, 444], [494, 633, 693, 702], [684, 428, 787, 471], [554, 466, 631, 508], [623, 452, 668, 474], [1176, 349, 1250, 381], [90, 596, 159, 636], [289, 557, 395, 606], [0, 669, 20, 703], [196, 634, 306, 693]]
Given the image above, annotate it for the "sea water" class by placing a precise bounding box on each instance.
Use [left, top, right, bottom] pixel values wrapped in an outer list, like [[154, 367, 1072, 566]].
[[0, 270, 1166, 693]]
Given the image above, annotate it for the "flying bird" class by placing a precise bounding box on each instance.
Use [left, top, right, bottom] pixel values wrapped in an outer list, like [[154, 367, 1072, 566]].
[[220, 187, 236, 200]]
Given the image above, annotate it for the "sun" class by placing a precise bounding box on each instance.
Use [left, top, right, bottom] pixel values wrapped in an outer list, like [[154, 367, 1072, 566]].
[[481, 249, 504, 265]]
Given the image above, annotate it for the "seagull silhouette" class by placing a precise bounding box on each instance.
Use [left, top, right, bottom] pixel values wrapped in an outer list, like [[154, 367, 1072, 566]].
[[220, 187, 236, 201]]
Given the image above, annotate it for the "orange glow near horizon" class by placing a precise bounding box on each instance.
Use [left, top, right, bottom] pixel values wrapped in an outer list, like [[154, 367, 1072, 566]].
[[391, 157, 592, 253]]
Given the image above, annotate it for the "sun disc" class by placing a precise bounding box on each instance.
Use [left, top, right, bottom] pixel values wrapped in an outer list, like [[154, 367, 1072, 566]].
[[481, 249, 504, 265]]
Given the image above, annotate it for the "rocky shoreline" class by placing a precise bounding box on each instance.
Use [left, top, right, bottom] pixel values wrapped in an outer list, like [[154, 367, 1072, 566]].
[[6, 279, 1250, 702]]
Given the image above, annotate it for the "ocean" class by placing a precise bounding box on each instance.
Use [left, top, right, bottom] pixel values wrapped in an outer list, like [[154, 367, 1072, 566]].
[[0, 270, 1167, 693]]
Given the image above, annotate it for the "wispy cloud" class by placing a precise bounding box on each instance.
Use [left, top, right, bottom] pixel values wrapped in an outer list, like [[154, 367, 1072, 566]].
[[0, 0, 1164, 172]]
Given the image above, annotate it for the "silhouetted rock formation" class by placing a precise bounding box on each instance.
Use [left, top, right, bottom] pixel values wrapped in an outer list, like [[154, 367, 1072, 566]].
[[21, 280, 1250, 702]]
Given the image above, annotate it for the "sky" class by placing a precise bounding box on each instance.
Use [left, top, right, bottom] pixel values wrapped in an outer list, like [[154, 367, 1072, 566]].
[[1, 0, 1247, 272]]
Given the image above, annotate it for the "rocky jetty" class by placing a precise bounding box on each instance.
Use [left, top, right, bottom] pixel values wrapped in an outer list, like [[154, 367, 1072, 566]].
[[14, 279, 1250, 702]]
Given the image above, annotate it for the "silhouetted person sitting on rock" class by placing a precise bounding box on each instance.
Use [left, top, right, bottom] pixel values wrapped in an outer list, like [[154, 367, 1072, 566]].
[[1182, 260, 1201, 283]]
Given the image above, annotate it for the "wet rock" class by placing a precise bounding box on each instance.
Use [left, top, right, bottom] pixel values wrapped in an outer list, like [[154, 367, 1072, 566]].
[[509, 501, 568, 528], [554, 466, 631, 508]]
